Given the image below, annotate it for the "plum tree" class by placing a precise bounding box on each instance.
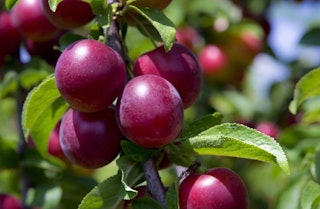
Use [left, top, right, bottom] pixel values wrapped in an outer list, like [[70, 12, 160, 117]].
[[116, 74, 184, 148], [59, 107, 123, 169], [55, 39, 127, 113], [11, 0, 61, 42], [0, 11, 21, 57], [179, 167, 248, 209], [41, 0, 95, 29], [0, 194, 22, 209], [133, 43, 202, 108]]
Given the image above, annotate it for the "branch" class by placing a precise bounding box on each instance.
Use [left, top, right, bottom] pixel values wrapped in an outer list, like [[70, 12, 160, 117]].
[[143, 158, 167, 208]]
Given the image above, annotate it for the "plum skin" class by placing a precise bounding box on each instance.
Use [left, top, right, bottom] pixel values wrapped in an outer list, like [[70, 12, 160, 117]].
[[41, 0, 95, 29], [0, 12, 21, 57], [11, 0, 61, 42], [116, 74, 184, 148], [179, 167, 248, 209], [133, 43, 202, 109], [59, 107, 123, 169], [55, 39, 127, 113], [0, 193, 22, 209]]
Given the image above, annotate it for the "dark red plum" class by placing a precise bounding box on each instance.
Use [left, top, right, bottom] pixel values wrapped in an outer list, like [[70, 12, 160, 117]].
[[133, 43, 202, 108], [0, 12, 21, 57], [41, 0, 95, 29], [11, 0, 61, 42], [55, 39, 126, 113], [179, 167, 248, 209], [59, 107, 123, 168], [116, 74, 184, 148]]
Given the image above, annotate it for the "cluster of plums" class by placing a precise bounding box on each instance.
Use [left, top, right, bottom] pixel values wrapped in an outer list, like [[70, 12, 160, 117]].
[[53, 38, 202, 168]]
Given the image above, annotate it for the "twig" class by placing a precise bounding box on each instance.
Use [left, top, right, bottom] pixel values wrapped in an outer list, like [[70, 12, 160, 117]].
[[143, 158, 167, 209]]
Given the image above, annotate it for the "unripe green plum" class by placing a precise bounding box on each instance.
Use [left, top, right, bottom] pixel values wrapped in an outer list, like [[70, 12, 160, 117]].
[[179, 167, 248, 209]]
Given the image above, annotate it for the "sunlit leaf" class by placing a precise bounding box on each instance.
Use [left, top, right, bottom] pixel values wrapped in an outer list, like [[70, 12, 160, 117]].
[[127, 5, 176, 51], [116, 156, 145, 200], [289, 68, 320, 114], [48, 0, 63, 12], [21, 74, 69, 157], [181, 123, 290, 174]]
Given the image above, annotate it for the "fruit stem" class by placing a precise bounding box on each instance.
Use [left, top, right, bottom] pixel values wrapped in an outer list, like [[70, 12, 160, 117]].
[[143, 158, 167, 208]]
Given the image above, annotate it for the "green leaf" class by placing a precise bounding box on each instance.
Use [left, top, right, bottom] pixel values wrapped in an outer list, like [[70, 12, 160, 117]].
[[19, 69, 51, 90], [21, 74, 69, 157], [48, 0, 63, 12], [181, 123, 290, 174], [79, 156, 145, 209], [289, 68, 320, 114], [90, 0, 108, 15], [5, 0, 18, 10], [180, 112, 223, 138], [59, 33, 86, 50], [301, 180, 320, 209], [165, 180, 179, 209], [0, 71, 18, 99], [300, 28, 320, 46], [78, 174, 125, 209], [164, 142, 197, 167], [121, 140, 159, 163], [127, 5, 176, 51], [131, 197, 163, 209], [116, 156, 145, 200]]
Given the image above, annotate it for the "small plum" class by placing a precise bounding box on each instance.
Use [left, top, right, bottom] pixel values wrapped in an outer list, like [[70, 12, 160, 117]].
[[0, 194, 22, 209], [116, 74, 184, 148], [41, 0, 95, 29], [133, 43, 202, 108], [59, 107, 123, 169], [255, 121, 279, 139], [11, 0, 61, 42], [55, 39, 127, 113], [198, 45, 228, 81], [179, 167, 248, 209]]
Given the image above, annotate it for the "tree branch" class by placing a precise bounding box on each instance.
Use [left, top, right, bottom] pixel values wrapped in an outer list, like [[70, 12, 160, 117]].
[[143, 158, 167, 209]]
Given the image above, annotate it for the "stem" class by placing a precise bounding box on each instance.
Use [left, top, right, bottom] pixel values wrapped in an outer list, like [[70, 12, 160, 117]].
[[143, 158, 166, 209]]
